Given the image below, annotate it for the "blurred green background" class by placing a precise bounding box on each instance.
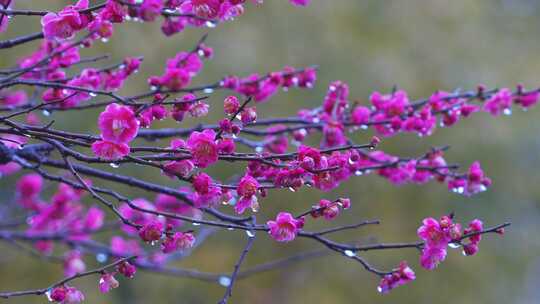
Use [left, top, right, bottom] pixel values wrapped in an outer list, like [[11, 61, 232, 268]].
[[1, 0, 540, 303]]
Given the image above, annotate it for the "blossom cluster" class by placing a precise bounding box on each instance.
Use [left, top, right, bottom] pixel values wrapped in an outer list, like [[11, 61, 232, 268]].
[[417, 215, 495, 270], [0, 0, 518, 302]]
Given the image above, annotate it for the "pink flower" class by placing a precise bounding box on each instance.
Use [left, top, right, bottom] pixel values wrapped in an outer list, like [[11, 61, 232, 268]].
[[192, 172, 212, 194], [191, 0, 221, 18], [49, 286, 67, 302], [370, 90, 410, 117], [187, 129, 219, 168], [63, 250, 86, 277], [91, 140, 130, 160], [462, 219, 483, 256], [417, 217, 451, 248], [240, 107, 257, 125], [483, 88, 513, 116], [140, 0, 164, 21], [465, 161, 491, 195], [235, 196, 259, 214], [111, 236, 143, 257], [191, 173, 222, 207], [188, 101, 209, 117], [117, 261, 136, 279], [237, 174, 259, 198], [377, 261, 415, 294], [322, 121, 347, 148], [100, 0, 127, 23], [290, 0, 310, 6], [84, 206, 105, 230], [158, 68, 190, 91], [41, 0, 89, 40], [351, 106, 371, 125], [419, 246, 447, 270], [0, 90, 27, 106], [515, 91, 539, 109], [98, 103, 139, 144], [224, 95, 240, 114], [63, 286, 85, 303], [138, 220, 164, 242], [161, 232, 195, 253], [99, 273, 119, 293], [217, 138, 236, 154], [267, 212, 302, 242], [313, 199, 340, 220], [16, 173, 43, 198], [163, 160, 194, 179]]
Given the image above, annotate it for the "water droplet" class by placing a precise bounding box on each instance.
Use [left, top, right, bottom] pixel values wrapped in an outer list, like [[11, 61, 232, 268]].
[[109, 163, 120, 168], [448, 243, 461, 249], [255, 146, 263, 153], [227, 227, 235, 231], [218, 276, 231, 287], [192, 222, 201, 226], [288, 187, 296, 192], [150, 240, 157, 246], [203, 88, 214, 94], [377, 286, 384, 293], [354, 170, 363, 176], [205, 21, 217, 28], [100, 38, 109, 43], [42, 110, 51, 116], [197, 49, 205, 57], [461, 250, 468, 256], [503, 108, 512, 116], [89, 92, 97, 97], [96, 253, 108, 263], [344, 250, 356, 257], [246, 230, 255, 238], [45, 289, 53, 301], [478, 185, 487, 192], [250, 199, 260, 212], [348, 158, 356, 165], [150, 86, 158, 91]]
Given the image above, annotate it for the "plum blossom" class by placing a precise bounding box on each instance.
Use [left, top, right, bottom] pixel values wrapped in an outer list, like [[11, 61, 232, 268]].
[[161, 232, 195, 253], [117, 261, 136, 279], [377, 261, 416, 294], [91, 140, 130, 160], [138, 220, 164, 242], [235, 174, 260, 214], [98, 103, 139, 144], [41, 0, 89, 40], [187, 129, 219, 168], [267, 212, 302, 242], [99, 273, 119, 293]]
